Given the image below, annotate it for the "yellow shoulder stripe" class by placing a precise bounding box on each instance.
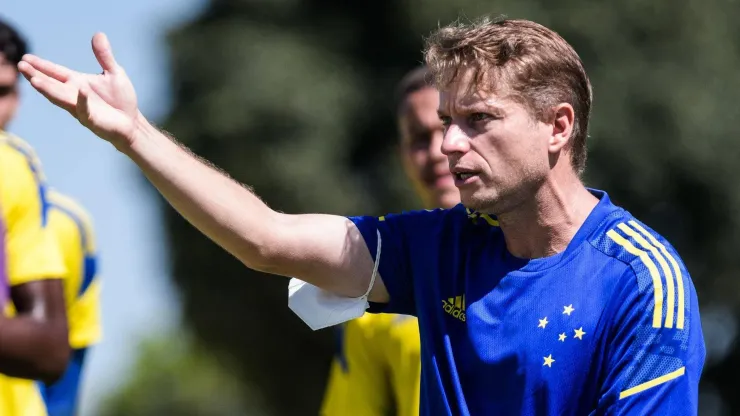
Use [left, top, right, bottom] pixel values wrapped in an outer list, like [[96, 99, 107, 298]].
[[617, 223, 675, 329], [628, 220, 685, 330], [606, 229, 663, 329], [608, 221, 685, 330]]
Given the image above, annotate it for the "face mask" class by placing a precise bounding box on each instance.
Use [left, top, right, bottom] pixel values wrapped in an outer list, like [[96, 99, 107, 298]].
[[288, 230, 382, 331]]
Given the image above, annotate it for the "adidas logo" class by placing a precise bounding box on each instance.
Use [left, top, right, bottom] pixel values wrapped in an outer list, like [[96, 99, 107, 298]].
[[442, 295, 466, 322]]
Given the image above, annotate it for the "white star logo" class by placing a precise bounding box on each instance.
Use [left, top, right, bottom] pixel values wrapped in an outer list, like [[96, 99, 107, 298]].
[[574, 327, 586, 340], [563, 304, 575, 316], [558, 332, 567, 342], [543, 354, 555, 367], [538, 317, 549, 329]]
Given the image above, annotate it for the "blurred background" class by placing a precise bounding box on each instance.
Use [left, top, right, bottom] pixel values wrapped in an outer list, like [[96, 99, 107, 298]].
[[3, 0, 740, 414]]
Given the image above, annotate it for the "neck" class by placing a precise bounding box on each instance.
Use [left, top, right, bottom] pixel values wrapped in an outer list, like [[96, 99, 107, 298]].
[[496, 172, 598, 260]]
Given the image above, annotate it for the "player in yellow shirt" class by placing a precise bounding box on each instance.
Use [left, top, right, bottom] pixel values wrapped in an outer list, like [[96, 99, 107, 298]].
[[0, 19, 101, 416], [37, 189, 101, 416], [320, 67, 459, 416], [0, 133, 70, 413], [0, 132, 69, 416]]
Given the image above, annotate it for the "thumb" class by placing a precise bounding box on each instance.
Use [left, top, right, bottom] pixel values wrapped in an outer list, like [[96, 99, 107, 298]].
[[92, 33, 119, 73]]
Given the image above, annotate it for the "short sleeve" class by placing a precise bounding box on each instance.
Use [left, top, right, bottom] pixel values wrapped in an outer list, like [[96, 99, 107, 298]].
[[46, 192, 103, 348], [0, 147, 66, 286], [349, 208, 450, 316], [597, 260, 705, 415]]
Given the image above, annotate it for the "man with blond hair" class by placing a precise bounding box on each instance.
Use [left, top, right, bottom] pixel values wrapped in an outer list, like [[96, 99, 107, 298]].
[[20, 16, 704, 415]]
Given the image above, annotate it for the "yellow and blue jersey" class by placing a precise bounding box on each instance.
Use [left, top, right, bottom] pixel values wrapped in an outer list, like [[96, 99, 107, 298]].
[[37, 190, 101, 416], [0, 131, 67, 416], [45, 189, 101, 351], [349, 189, 705, 415], [321, 313, 421, 416]]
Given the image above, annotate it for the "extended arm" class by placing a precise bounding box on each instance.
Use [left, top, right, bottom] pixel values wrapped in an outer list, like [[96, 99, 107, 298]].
[[18, 34, 389, 302], [127, 119, 387, 298]]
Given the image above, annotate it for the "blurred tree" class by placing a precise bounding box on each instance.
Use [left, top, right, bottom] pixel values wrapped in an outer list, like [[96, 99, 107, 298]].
[[133, 0, 740, 414], [99, 331, 266, 416]]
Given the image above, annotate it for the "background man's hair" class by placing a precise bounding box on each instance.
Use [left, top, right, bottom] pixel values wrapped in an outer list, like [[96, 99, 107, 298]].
[[0, 18, 28, 68], [394, 66, 433, 115], [424, 17, 593, 174]]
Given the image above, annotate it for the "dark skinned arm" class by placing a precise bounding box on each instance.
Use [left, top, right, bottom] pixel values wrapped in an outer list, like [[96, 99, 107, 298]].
[[0, 132, 72, 383], [0, 279, 70, 383]]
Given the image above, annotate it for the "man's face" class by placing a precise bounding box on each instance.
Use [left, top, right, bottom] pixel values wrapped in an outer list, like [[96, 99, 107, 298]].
[[399, 87, 459, 209], [438, 77, 554, 214], [0, 55, 19, 130]]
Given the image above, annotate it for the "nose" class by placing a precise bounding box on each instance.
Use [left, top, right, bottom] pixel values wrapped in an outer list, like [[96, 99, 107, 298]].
[[441, 124, 470, 156]]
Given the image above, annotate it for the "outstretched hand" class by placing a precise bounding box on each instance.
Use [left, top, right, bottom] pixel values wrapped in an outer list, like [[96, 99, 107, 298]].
[[18, 33, 141, 148]]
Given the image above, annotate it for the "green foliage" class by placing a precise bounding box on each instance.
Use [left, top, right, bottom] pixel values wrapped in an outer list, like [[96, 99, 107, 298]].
[[117, 0, 740, 413], [99, 331, 267, 416]]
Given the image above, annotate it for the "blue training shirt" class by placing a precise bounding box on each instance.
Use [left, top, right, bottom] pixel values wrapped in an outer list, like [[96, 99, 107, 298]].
[[349, 189, 705, 416]]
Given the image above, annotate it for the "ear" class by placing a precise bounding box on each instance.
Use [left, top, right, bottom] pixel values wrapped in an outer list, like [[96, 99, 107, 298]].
[[548, 103, 575, 154]]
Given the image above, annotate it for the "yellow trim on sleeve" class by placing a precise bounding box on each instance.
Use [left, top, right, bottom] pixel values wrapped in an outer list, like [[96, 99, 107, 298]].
[[619, 367, 685, 400]]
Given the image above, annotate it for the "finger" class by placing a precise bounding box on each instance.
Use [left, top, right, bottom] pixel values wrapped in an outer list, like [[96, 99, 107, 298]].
[[26, 72, 79, 114], [76, 87, 92, 124], [17, 61, 38, 81], [19, 54, 73, 83], [92, 33, 119, 74]]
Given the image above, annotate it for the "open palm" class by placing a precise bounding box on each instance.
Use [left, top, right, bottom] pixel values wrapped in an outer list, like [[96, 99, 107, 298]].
[[18, 33, 140, 148]]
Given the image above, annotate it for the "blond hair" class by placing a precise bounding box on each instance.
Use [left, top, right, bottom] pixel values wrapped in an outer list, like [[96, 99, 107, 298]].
[[425, 17, 593, 174]]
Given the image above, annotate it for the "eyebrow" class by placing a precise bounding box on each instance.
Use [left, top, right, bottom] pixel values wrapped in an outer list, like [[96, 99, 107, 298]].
[[438, 102, 506, 117]]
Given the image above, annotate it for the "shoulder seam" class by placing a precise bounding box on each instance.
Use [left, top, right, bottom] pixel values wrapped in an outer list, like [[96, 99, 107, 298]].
[[0, 134, 46, 180], [0, 134, 50, 225], [586, 210, 632, 266]]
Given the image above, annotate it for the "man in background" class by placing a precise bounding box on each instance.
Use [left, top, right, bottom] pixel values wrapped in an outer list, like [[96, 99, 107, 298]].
[[321, 66, 457, 416], [0, 34, 69, 414], [0, 18, 102, 416]]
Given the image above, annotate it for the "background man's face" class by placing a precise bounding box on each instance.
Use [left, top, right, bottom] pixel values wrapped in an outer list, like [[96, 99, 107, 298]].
[[399, 87, 459, 209], [0, 55, 20, 130]]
